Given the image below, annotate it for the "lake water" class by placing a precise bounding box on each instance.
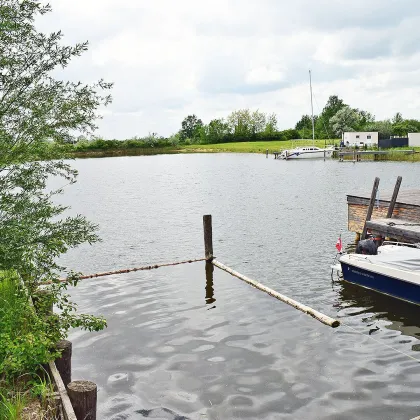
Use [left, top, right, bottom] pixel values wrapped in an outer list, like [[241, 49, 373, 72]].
[[61, 154, 420, 419]]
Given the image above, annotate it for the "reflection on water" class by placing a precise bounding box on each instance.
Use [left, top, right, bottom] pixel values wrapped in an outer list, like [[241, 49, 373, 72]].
[[205, 262, 216, 308], [336, 279, 420, 348]]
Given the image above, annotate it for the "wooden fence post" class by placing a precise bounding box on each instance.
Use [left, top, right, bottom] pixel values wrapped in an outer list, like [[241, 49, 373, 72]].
[[67, 380, 97, 420], [55, 340, 72, 388], [361, 177, 380, 240], [203, 215, 213, 261], [386, 176, 402, 218]]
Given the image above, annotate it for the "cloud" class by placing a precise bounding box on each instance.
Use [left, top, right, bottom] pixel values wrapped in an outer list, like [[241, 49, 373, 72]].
[[34, 0, 420, 138]]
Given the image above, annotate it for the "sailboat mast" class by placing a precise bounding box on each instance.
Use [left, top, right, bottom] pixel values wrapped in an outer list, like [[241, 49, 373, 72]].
[[309, 70, 315, 143]]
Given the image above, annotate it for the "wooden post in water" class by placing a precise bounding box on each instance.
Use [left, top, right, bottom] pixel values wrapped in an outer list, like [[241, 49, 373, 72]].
[[323, 149, 326, 161], [203, 215, 213, 261], [266, 149, 268, 158], [55, 340, 72, 388], [361, 177, 380, 240], [386, 176, 402, 219], [67, 381, 97, 420]]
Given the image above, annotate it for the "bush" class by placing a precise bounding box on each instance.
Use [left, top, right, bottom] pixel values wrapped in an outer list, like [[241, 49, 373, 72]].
[[0, 272, 57, 379]]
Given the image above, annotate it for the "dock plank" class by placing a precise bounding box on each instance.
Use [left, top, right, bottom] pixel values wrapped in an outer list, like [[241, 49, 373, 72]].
[[366, 218, 420, 243]]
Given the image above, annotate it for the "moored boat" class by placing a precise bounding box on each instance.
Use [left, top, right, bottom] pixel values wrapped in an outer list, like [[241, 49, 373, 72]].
[[339, 242, 420, 305], [280, 146, 335, 160]]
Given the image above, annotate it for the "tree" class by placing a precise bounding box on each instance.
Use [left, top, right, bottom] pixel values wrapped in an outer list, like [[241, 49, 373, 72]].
[[356, 110, 375, 129], [227, 109, 252, 138], [203, 118, 230, 143], [316, 95, 346, 138], [227, 109, 268, 139], [365, 120, 393, 139], [330, 106, 361, 137], [392, 112, 404, 125], [264, 113, 278, 134], [179, 115, 203, 141], [0, 1, 110, 341]]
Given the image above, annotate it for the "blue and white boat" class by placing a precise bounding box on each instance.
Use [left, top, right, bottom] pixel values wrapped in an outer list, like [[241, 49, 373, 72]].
[[339, 242, 420, 305]]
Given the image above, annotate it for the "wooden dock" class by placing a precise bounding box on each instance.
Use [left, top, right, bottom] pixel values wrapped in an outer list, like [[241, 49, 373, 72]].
[[339, 149, 416, 162], [347, 186, 420, 243]]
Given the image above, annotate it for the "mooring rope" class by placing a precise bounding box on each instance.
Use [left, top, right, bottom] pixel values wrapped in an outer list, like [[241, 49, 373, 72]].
[[41, 258, 207, 285], [340, 322, 420, 364]]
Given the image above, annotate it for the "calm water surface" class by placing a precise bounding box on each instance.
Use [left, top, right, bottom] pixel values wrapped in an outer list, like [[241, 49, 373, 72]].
[[60, 154, 420, 419]]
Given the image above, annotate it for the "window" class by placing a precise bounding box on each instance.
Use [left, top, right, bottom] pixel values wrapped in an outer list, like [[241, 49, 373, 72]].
[[367, 135, 371, 139], [356, 135, 360, 139]]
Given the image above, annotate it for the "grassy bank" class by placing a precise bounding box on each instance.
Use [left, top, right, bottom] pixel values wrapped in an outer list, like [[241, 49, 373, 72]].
[[0, 272, 58, 419], [70, 139, 336, 158]]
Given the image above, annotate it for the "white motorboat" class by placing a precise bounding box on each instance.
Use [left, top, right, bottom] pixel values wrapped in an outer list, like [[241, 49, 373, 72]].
[[280, 146, 335, 160], [338, 242, 420, 305]]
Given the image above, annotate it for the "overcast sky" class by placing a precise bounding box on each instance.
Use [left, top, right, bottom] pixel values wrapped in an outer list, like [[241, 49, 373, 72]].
[[39, 0, 420, 138]]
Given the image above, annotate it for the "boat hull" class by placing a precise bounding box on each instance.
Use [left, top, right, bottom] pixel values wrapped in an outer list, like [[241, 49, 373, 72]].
[[340, 260, 420, 305], [281, 150, 334, 160]]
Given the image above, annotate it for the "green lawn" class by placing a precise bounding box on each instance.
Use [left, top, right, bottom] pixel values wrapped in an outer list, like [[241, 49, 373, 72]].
[[182, 139, 337, 153]]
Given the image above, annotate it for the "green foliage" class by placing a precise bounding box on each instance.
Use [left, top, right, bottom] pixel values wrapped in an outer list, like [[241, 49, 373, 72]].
[[315, 95, 346, 138], [0, 0, 109, 384], [330, 106, 361, 136], [0, 272, 55, 378], [179, 115, 203, 142], [0, 385, 26, 420]]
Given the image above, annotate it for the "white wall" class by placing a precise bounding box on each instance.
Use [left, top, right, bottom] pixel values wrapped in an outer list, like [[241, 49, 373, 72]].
[[408, 133, 420, 147], [343, 132, 378, 145]]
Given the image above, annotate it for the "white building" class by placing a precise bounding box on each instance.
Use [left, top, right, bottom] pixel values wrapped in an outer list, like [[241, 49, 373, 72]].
[[408, 133, 420, 147], [343, 132, 378, 146]]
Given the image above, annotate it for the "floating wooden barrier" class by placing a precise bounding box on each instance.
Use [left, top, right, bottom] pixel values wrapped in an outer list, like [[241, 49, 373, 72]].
[[203, 216, 340, 328], [213, 259, 340, 328], [41, 258, 207, 285]]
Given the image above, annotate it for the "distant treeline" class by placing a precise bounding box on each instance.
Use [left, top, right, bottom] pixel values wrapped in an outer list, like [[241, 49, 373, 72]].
[[69, 95, 420, 150]]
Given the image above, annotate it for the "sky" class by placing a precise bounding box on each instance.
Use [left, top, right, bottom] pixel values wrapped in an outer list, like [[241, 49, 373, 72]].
[[38, 0, 420, 139]]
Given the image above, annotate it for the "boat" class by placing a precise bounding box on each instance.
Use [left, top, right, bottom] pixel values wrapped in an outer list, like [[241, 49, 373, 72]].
[[279, 70, 335, 160], [338, 241, 420, 305], [280, 145, 335, 160]]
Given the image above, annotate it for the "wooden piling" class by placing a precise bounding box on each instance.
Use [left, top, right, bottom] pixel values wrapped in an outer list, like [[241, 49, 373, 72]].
[[203, 215, 213, 261], [386, 176, 402, 218], [266, 149, 268, 158], [67, 381, 97, 420], [213, 260, 340, 328], [55, 340, 72, 388], [361, 177, 380, 240]]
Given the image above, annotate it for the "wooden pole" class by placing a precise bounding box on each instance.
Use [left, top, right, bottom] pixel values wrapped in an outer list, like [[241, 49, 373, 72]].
[[67, 381, 97, 420], [213, 260, 340, 328], [266, 149, 268, 158], [386, 176, 402, 218], [203, 215, 213, 261], [361, 177, 380, 240], [55, 340, 72, 388]]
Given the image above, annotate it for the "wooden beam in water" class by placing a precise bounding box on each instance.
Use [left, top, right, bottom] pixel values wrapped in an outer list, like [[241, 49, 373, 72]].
[[212, 259, 340, 328], [386, 176, 402, 218], [361, 177, 380, 240]]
